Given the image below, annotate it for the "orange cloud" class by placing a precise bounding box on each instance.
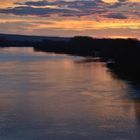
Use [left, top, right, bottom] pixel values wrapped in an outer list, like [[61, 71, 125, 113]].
[[0, 0, 15, 8], [129, 0, 140, 2], [102, 0, 118, 3], [28, 19, 140, 31]]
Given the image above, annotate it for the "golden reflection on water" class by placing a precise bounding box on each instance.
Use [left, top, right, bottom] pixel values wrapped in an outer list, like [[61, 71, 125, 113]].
[[0, 47, 140, 139]]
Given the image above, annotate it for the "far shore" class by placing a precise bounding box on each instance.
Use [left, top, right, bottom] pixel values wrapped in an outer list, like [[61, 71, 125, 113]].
[[1, 34, 140, 80]]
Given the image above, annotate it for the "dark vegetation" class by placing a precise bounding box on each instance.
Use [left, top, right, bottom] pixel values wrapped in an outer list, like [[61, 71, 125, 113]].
[[34, 36, 139, 59], [0, 33, 69, 47], [0, 35, 36, 47]]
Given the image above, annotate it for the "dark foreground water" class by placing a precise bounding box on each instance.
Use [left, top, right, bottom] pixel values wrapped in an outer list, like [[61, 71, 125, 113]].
[[0, 47, 140, 140]]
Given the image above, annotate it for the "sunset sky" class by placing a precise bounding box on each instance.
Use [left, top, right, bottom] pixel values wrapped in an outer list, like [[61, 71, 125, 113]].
[[0, 0, 139, 39]]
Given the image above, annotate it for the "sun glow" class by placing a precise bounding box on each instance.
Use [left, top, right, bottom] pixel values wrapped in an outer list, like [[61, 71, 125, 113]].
[[129, 0, 140, 2], [29, 19, 140, 31], [102, 0, 118, 3]]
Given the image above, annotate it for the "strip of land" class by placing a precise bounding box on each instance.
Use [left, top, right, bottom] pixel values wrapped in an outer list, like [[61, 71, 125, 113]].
[[0, 34, 140, 80]]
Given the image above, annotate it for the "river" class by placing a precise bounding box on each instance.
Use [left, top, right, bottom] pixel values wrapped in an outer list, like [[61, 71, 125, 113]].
[[0, 47, 140, 140]]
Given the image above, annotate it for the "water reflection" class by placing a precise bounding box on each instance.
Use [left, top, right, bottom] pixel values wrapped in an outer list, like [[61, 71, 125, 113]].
[[0, 47, 140, 140]]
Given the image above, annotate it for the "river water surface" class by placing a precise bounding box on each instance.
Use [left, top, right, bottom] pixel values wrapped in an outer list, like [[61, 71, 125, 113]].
[[0, 47, 140, 140]]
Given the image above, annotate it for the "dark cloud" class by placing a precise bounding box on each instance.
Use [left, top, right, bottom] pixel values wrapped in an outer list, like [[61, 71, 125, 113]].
[[16, 0, 51, 6], [118, 0, 127, 2], [105, 13, 128, 19], [17, 0, 103, 7], [19, 0, 108, 12], [0, 0, 108, 17], [0, 6, 79, 16], [0, 0, 139, 19]]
